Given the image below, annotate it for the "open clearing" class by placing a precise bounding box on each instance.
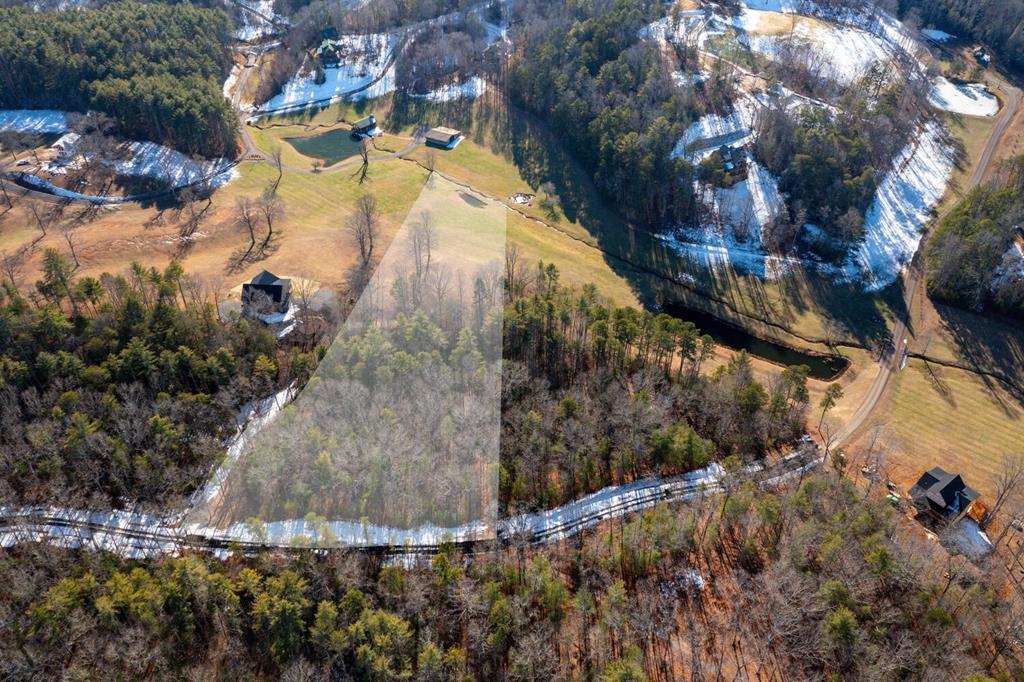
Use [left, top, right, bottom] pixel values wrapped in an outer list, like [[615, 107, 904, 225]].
[[0, 159, 429, 296], [851, 358, 1023, 499]]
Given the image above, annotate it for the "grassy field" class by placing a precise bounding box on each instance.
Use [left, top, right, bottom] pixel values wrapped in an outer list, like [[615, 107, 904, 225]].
[[906, 281, 1024, 388], [851, 358, 1023, 499], [2, 157, 430, 296], [937, 113, 996, 212]]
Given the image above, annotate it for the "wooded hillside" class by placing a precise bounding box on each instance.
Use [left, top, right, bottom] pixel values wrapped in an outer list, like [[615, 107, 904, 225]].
[[898, 0, 1024, 72], [507, 0, 703, 227], [2, 472, 1018, 680], [0, 2, 237, 157], [0, 254, 306, 508], [926, 157, 1024, 318]]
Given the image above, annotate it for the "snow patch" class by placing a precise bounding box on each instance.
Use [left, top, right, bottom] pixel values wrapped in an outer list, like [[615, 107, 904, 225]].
[[640, 11, 705, 44], [922, 28, 956, 43], [0, 109, 69, 134], [848, 122, 953, 289], [928, 77, 999, 117], [947, 519, 994, 558], [673, 98, 756, 159], [411, 76, 487, 102], [232, 0, 285, 42], [110, 141, 235, 189], [223, 63, 243, 100]]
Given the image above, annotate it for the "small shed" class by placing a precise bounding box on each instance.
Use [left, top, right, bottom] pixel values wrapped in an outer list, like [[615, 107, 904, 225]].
[[351, 114, 378, 137], [425, 126, 462, 150]]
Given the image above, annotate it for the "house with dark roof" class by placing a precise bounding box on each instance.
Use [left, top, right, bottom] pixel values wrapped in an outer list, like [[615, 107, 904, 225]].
[[243, 270, 292, 316], [716, 144, 747, 179], [909, 467, 981, 524], [425, 126, 462, 150]]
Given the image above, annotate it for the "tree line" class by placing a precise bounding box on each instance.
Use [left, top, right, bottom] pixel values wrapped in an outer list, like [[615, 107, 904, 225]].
[[0, 2, 238, 157], [927, 156, 1024, 317], [501, 258, 812, 511], [753, 67, 927, 259], [896, 0, 1024, 73]]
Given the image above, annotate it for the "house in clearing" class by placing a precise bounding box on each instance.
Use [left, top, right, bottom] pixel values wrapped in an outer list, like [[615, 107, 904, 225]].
[[317, 39, 340, 66], [425, 127, 462, 150], [351, 114, 379, 138], [716, 144, 747, 178], [242, 270, 296, 338], [243, 270, 292, 316], [909, 467, 982, 524], [51, 132, 81, 162]]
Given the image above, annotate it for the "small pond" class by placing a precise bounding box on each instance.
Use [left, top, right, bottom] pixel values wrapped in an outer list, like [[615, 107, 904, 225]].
[[663, 301, 850, 381]]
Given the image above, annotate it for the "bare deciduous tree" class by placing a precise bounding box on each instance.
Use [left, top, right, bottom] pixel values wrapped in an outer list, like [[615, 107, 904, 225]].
[[346, 193, 379, 273]]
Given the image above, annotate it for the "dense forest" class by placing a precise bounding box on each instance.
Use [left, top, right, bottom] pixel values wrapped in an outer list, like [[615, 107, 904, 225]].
[[0, 254, 309, 508], [0, 2, 237, 157], [507, 0, 701, 227], [211, 254, 812, 531], [501, 269, 811, 511], [897, 0, 1024, 72], [753, 64, 927, 258], [2, 471, 1019, 680], [926, 157, 1024, 317]]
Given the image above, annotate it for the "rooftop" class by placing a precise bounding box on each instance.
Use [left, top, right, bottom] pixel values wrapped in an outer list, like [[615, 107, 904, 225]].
[[909, 466, 980, 517]]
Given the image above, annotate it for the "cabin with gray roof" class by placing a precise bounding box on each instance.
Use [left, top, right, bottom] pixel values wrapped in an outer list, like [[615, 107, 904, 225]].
[[909, 467, 981, 524]]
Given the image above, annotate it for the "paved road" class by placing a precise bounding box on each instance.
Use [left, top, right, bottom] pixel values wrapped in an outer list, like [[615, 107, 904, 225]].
[[834, 73, 1022, 448]]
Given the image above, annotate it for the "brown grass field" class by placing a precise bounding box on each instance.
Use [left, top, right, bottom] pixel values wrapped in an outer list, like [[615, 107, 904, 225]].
[[849, 358, 1023, 499]]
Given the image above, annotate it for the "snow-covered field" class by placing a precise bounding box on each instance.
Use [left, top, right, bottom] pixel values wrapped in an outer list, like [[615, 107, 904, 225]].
[[411, 76, 488, 102], [110, 141, 236, 189], [847, 122, 953, 289], [262, 32, 397, 111], [659, 145, 791, 280], [723, 8, 898, 85], [232, 0, 283, 41], [0, 109, 69, 134], [929, 77, 999, 117], [672, 98, 756, 158]]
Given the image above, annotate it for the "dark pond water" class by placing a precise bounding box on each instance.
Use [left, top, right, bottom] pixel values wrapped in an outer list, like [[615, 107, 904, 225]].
[[662, 302, 850, 381]]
